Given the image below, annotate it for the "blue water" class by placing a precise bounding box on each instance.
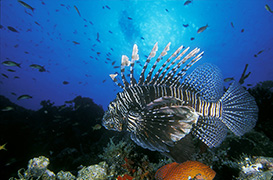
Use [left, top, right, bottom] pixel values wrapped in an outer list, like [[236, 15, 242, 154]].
[[1, 0, 273, 110]]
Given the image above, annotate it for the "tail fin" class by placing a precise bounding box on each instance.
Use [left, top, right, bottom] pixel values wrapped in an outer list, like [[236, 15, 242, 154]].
[[220, 82, 258, 136]]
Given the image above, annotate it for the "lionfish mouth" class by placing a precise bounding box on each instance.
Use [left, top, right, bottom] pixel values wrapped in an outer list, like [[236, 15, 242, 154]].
[[102, 110, 111, 130]]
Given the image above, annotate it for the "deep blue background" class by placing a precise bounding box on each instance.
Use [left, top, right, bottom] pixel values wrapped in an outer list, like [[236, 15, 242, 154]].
[[1, 0, 273, 110]]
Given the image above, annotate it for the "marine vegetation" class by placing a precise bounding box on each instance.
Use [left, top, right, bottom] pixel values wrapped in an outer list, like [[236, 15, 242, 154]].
[[102, 42, 258, 162], [98, 137, 172, 179]]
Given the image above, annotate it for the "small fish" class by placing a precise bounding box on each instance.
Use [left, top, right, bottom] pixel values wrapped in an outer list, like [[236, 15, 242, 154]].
[[18, 0, 34, 12], [113, 66, 120, 68], [14, 44, 19, 48], [2, 60, 21, 67], [128, 17, 133, 20], [257, 50, 264, 55], [109, 30, 113, 34], [74, 5, 81, 17], [184, 0, 192, 6], [112, 61, 116, 65], [7, 26, 19, 33], [197, 24, 208, 33], [34, 21, 41, 26], [105, 5, 111, 10], [224, 77, 234, 82], [11, 92, 17, 96], [14, 76, 20, 79], [102, 79, 106, 83], [96, 32, 101, 43], [1, 73, 8, 78], [73, 41, 80, 44], [183, 24, 189, 28], [63, 81, 69, 85], [29, 64, 46, 72], [165, 9, 169, 12], [0, 143, 7, 151], [241, 29, 244, 33], [230, 22, 234, 28], [24, 9, 33, 16], [0, 24, 3, 29], [265, 4, 273, 13], [17, 95, 32, 100], [92, 124, 102, 130], [190, 37, 195, 41], [1, 106, 14, 112], [7, 69, 16, 72]]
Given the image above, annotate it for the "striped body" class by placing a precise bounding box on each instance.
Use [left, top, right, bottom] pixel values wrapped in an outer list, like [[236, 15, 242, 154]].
[[102, 42, 258, 158], [115, 85, 222, 127]]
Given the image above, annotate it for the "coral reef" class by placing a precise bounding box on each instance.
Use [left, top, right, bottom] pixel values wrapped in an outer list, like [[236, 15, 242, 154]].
[[237, 156, 273, 180], [2, 80, 273, 180]]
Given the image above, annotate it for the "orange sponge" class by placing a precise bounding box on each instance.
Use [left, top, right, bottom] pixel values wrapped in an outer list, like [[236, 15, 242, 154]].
[[155, 161, 216, 180]]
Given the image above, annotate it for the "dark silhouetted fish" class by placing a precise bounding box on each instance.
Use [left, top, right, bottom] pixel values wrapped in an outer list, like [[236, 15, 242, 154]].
[[7, 69, 16, 72], [102, 42, 258, 162], [63, 81, 69, 85], [7, 26, 19, 33], [184, 0, 192, 6], [224, 77, 234, 82], [74, 5, 81, 17], [183, 24, 189, 28], [2, 60, 21, 67], [231, 22, 234, 28], [72, 41, 80, 44], [197, 24, 208, 33], [18, 0, 34, 12], [29, 64, 46, 72], [265, 4, 273, 13], [96, 32, 101, 43], [1, 73, 8, 78], [17, 94, 32, 100]]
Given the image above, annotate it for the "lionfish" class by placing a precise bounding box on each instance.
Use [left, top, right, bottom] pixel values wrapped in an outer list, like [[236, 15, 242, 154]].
[[102, 42, 258, 162]]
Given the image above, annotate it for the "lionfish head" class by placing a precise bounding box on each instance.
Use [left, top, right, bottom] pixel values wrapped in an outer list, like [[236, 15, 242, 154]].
[[102, 100, 124, 132]]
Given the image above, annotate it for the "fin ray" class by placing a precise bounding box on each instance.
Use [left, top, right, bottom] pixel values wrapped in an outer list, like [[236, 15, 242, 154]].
[[220, 81, 258, 136]]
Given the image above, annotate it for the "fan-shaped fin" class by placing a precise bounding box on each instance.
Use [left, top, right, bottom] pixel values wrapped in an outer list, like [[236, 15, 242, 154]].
[[191, 116, 227, 148], [126, 98, 199, 152], [181, 63, 223, 102], [220, 81, 258, 136]]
